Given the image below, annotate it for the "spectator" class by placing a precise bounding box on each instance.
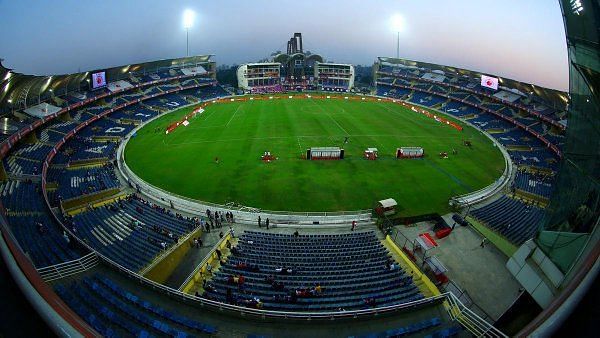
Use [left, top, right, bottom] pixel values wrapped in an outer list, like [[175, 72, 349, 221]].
[[364, 297, 376, 307]]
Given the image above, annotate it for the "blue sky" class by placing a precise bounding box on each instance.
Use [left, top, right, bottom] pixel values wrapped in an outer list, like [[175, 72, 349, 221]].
[[0, 0, 568, 90]]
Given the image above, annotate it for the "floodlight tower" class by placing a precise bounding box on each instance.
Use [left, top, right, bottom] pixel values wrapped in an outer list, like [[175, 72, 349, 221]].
[[391, 14, 404, 59], [183, 9, 195, 57]]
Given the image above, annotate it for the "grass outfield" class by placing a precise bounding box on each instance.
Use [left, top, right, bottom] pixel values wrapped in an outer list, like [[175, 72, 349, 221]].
[[124, 97, 505, 214]]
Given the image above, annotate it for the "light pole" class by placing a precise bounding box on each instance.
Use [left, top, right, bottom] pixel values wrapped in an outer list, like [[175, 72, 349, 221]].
[[183, 9, 195, 57], [397, 31, 400, 59], [391, 14, 404, 59]]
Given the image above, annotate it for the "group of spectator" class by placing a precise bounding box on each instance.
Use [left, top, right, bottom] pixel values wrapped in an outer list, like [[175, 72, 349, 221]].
[[203, 209, 234, 231]]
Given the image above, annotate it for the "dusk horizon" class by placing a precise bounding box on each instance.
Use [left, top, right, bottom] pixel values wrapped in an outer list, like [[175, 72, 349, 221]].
[[0, 0, 569, 90]]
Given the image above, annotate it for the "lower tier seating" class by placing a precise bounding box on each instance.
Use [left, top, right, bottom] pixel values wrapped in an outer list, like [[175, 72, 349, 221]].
[[6, 214, 82, 268], [471, 196, 545, 245], [65, 194, 199, 272], [512, 171, 555, 199], [204, 231, 423, 311], [55, 274, 217, 337], [349, 317, 446, 338]]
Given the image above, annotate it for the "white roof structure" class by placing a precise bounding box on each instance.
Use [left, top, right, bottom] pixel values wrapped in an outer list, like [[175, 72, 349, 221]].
[[23, 102, 61, 118], [378, 198, 397, 209], [107, 80, 133, 92]]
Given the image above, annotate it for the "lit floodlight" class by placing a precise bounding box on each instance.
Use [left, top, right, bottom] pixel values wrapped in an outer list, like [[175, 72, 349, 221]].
[[391, 14, 405, 32], [183, 9, 195, 29], [390, 14, 405, 58]]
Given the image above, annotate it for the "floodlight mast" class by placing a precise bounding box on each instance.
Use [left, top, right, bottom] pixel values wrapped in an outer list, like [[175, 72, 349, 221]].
[[183, 10, 195, 57], [397, 31, 400, 59], [391, 14, 404, 59]]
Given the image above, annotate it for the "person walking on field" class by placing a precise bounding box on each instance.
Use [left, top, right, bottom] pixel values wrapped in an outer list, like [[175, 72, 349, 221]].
[[351, 220, 357, 231], [258, 216, 262, 228], [266, 218, 270, 230]]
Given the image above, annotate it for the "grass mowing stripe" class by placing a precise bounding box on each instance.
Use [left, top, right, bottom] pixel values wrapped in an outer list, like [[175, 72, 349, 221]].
[[125, 98, 504, 214]]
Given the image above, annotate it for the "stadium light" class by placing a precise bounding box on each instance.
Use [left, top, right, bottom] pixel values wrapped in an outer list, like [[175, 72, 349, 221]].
[[183, 9, 195, 57], [390, 14, 405, 59]]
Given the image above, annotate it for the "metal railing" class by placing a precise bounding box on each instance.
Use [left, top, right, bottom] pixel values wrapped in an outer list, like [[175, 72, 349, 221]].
[[443, 280, 495, 324], [388, 227, 498, 322], [447, 115, 514, 207], [444, 291, 507, 337], [37, 252, 99, 282], [139, 224, 202, 276], [178, 232, 232, 292]]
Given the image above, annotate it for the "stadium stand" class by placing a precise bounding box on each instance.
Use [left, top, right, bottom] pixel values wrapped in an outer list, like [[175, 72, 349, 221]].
[[63, 194, 199, 272], [471, 196, 545, 245], [203, 231, 423, 311], [47, 164, 119, 200], [0, 49, 575, 337], [55, 274, 217, 336], [375, 63, 566, 153], [512, 170, 555, 199], [347, 317, 456, 338], [375, 61, 566, 248], [0, 62, 225, 275], [51, 137, 118, 165], [0, 180, 84, 268]]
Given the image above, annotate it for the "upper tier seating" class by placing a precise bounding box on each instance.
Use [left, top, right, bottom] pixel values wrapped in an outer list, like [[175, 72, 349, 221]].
[[204, 231, 423, 311], [6, 214, 82, 268], [51, 137, 118, 164], [441, 101, 482, 117], [408, 92, 446, 107]]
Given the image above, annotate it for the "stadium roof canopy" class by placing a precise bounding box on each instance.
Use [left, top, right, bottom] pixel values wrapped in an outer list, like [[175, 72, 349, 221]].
[[273, 52, 324, 65], [0, 55, 214, 110], [377, 56, 569, 109]]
